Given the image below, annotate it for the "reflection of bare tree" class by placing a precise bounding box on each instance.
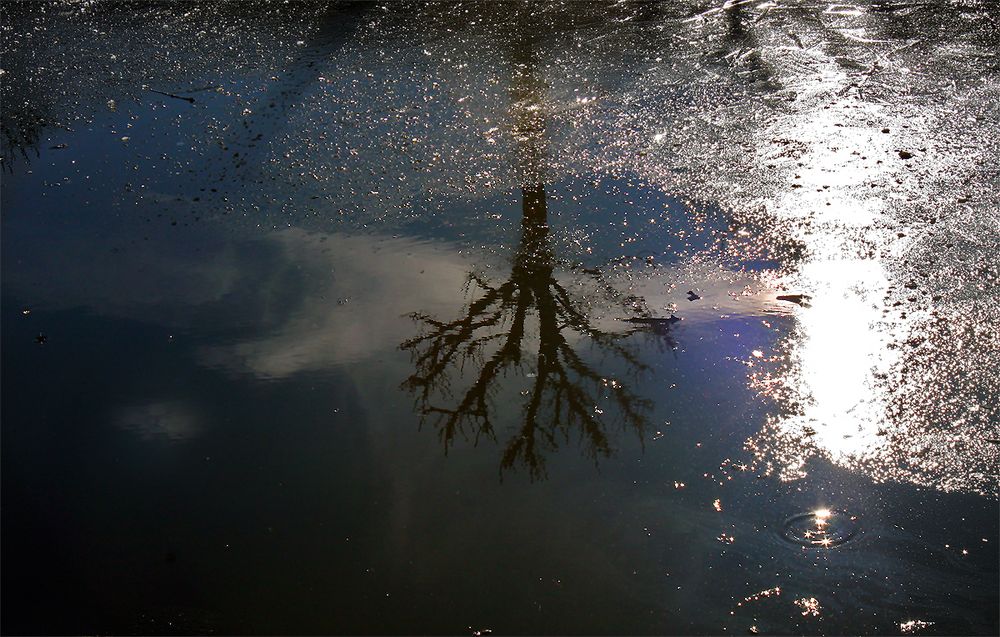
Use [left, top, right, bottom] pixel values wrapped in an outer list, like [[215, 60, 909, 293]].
[[1, 4, 47, 169], [0, 105, 44, 170], [400, 18, 658, 479], [401, 183, 654, 479]]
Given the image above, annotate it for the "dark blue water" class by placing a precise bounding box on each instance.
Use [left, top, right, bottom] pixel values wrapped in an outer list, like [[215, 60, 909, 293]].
[[3, 2, 998, 634]]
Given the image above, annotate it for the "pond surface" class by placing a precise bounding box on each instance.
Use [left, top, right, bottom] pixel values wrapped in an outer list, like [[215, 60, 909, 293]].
[[2, 1, 998, 634]]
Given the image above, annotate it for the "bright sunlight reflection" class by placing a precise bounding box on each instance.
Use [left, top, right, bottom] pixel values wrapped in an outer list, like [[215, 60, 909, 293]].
[[760, 257, 899, 479]]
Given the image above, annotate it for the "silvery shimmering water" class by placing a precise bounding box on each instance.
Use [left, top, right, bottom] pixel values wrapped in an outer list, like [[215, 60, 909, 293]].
[[2, 1, 997, 634]]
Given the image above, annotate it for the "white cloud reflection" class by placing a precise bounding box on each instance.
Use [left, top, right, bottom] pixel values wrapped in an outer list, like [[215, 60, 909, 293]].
[[115, 401, 202, 442], [199, 230, 476, 377]]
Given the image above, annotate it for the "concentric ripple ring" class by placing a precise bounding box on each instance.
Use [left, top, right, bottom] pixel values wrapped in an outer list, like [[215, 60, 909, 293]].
[[780, 509, 859, 548]]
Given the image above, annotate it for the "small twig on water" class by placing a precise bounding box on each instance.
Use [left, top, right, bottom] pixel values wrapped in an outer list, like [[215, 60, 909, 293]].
[[148, 89, 195, 104], [619, 316, 681, 325]]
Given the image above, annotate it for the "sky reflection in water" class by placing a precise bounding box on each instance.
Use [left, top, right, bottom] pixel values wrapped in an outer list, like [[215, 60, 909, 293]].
[[2, 1, 998, 634]]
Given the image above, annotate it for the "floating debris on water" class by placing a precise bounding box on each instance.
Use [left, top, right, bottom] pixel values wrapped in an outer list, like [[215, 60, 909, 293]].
[[775, 293, 809, 305]]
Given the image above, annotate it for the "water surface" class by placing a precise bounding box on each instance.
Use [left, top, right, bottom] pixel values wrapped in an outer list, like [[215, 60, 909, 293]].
[[2, 1, 998, 634]]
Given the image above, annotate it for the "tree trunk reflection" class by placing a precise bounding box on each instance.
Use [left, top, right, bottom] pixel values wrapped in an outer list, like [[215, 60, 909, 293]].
[[400, 17, 657, 480]]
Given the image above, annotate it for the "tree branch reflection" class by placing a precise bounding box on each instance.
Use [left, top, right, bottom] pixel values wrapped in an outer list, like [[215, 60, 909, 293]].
[[400, 184, 656, 479]]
